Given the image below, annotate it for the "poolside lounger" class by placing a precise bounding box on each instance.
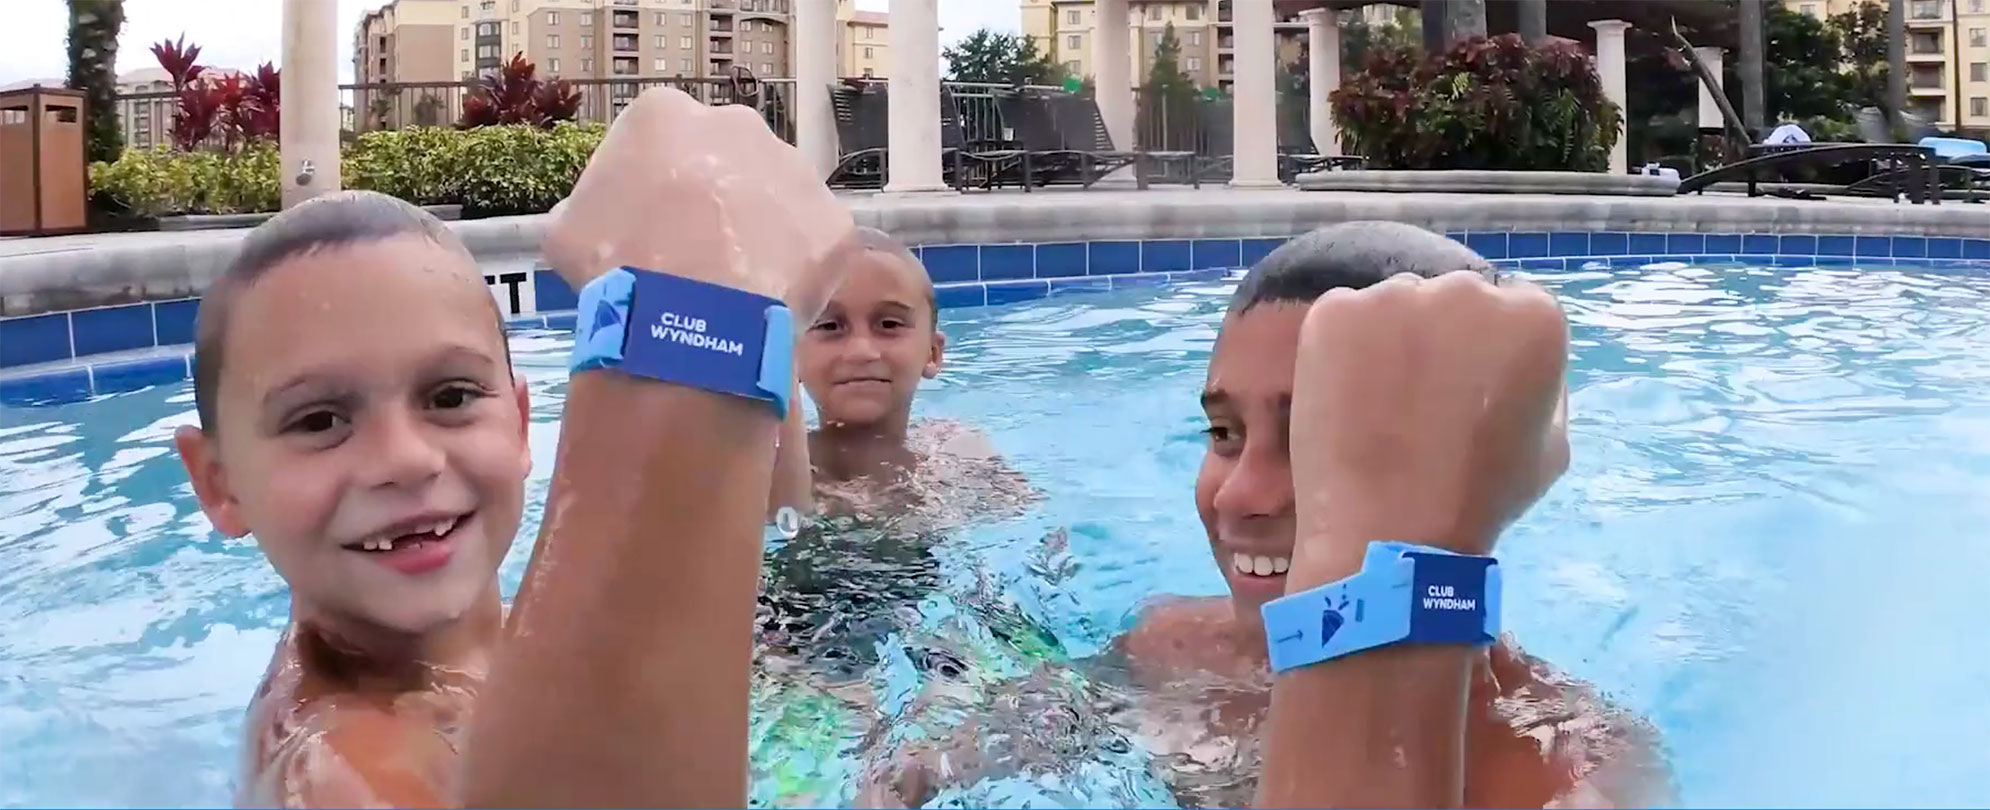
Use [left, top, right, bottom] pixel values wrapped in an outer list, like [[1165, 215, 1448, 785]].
[[825, 84, 1026, 192], [1276, 109, 1366, 181]]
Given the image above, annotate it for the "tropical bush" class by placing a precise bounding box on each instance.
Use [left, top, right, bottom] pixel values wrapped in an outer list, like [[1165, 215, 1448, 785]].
[[1331, 34, 1623, 172], [91, 122, 607, 219], [459, 54, 581, 128], [148, 35, 282, 153]]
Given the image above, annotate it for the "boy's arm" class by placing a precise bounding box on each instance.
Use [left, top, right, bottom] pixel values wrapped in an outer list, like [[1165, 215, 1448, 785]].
[[458, 90, 854, 808], [769, 377, 813, 523], [1257, 273, 1571, 809]]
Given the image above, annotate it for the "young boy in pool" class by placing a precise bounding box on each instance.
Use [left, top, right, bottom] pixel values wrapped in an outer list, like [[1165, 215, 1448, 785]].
[[171, 87, 857, 807], [795, 226, 1031, 523], [867, 222, 1673, 809]]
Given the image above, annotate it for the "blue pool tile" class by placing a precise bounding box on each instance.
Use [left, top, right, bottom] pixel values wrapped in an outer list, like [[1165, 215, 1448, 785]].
[[153, 299, 199, 346], [1927, 237, 1963, 259], [1507, 232, 1549, 258], [1048, 277, 1111, 296], [1591, 231, 1629, 255], [1855, 235, 1893, 257], [1035, 242, 1087, 278], [1741, 234, 1779, 254], [1464, 232, 1508, 259], [1241, 237, 1285, 266], [533, 269, 578, 312], [921, 245, 980, 284], [1548, 232, 1588, 256], [1088, 241, 1141, 275], [1627, 232, 1669, 254], [934, 285, 985, 309], [1140, 240, 1192, 273], [70, 303, 155, 358], [1816, 235, 1856, 257], [1737, 254, 1776, 265], [504, 315, 547, 331], [1111, 273, 1168, 289], [0, 368, 91, 406], [1190, 239, 1242, 271], [979, 244, 1034, 281], [1667, 233, 1705, 254], [985, 280, 1050, 306], [1445, 232, 1469, 245], [1780, 234, 1817, 255], [1520, 258, 1565, 270], [1893, 236, 1927, 258], [1967, 239, 1990, 260], [1703, 234, 1741, 254], [92, 355, 190, 395], [1811, 256, 1863, 267], [542, 312, 577, 331], [0, 314, 71, 368]]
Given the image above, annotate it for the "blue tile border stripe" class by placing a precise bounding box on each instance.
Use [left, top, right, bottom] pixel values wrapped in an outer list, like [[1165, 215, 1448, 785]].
[[12, 228, 1990, 407]]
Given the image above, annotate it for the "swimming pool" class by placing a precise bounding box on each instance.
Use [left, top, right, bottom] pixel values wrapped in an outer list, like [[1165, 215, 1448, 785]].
[[2, 262, 1988, 807]]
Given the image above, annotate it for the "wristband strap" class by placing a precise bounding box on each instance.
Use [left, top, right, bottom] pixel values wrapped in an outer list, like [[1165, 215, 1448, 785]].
[[570, 267, 794, 416], [1260, 541, 1501, 674]]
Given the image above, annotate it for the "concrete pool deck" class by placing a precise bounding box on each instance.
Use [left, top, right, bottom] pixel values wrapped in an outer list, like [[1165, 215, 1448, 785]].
[[5, 187, 1990, 318]]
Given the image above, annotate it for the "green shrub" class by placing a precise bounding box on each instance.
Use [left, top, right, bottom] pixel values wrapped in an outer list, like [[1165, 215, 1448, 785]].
[[89, 122, 607, 219], [89, 142, 280, 217], [1332, 34, 1623, 172]]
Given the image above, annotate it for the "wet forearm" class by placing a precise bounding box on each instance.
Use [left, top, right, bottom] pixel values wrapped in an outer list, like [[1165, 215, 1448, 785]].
[[769, 378, 812, 521], [465, 372, 776, 807]]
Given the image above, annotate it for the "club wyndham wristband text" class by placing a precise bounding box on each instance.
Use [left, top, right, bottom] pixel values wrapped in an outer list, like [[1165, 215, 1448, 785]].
[[569, 266, 794, 417], [1260, 541, 1501, 673]]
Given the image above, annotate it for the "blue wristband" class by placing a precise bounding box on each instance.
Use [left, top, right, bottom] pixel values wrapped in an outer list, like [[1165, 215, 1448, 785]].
[[569, 267, 794, 417], [1259, 541, 1501, 674]]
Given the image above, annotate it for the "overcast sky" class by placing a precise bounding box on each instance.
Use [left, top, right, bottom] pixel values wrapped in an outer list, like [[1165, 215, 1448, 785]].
[[0, 0, 1020, 85]]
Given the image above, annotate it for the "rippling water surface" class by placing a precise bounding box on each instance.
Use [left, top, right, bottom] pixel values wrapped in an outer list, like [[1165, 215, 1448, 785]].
[[4, 263, 1989, 807]]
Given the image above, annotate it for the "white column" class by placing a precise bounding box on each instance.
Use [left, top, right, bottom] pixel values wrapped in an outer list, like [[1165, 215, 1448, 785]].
[[1695, 46, 1726, 131], [884, 0, 948, 193], [1093, 0, 1133, 148], [1588, 19, 1631, 175], [1231, 0, 1281, 187], [795, 0, 838, 179], [1301, 9, 1340, 155], [281, 0, 341, 208]]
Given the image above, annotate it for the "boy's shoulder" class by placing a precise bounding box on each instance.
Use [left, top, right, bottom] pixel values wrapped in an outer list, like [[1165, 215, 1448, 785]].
[[1114, 596, 1237, 681], [912, 418, 1000, 461]]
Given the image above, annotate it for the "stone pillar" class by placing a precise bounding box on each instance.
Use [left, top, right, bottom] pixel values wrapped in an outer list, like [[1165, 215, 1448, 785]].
[[1738, 0, 1766, 133], [1301, 9, 1340, 155], [1695, 46, 1726, 131], [1519, 0, 1548, 45], [1093, 0, 1133, 149], [794, 0, 839, 180], [884, 0, 947, 193], [1588, 19, 1631, 175], [1231, 0, 1281, 188], [281, 0, 340, 208]]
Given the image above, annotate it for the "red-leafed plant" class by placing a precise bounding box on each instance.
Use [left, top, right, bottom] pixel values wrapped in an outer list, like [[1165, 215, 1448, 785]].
[[149, 34, 203, 91], [459, 54, 580, 129], [150, 36, 280, 151], [1330, 34, 1622, 172], [235, 62, 282, 142]]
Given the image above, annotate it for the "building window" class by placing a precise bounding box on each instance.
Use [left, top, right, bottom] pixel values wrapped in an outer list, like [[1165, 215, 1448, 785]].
[[681, 13, 693, 25], [511, 21, 519, 34], [762, 41, 773, 54], [1800, 3, 1817, 14], [461, 5, 469, 18], [462, 48, 470, 61], [480, 0, 494, 11], [511, 0, 519, 10], [547, 11, 559, 25], [582, 34, 594, 49], [549, 57, 560, 73], [1069, 34, 1082, 50], [657, 12, 668, 25], [1974, 97, 1987, 116], [681, 35, 693, 48], [682, 58, 693, 72], [461, 26, 469, 40], [1975, 62, 1987, 82], [864, 47, 874, 58], [1187, 56, 1202, 71], [863, 27, 872, 40], [656, 35, 667, 48], [1065, 59, 1081, 75], [1975, 0, 1986, 12], [1068, 10, 1081, 25], [1912, 0, 1941, 19], [582, 58, 594, 72], [548, 34, 560, 48], [655, 57, 668, 72], [1189, 31, 1202, 46], [1975, 28, 1987, 47], [478, 21, 499, 36], [1188, 4, 1201, 20], [763, 62, 775, 74], [582, 12, 593, 26]]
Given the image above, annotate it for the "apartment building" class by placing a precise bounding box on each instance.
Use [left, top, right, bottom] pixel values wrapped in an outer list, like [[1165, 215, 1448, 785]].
[[1784, 0, 1990, 130], [838, 0, 890, 78], [1022, 0, 1346, 91]]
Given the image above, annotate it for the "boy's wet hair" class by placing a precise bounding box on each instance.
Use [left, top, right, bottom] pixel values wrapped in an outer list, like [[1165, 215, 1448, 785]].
[[853, 226, 937, 322], [1228, 221, 1496, 315], [191, 190, 502, 434]]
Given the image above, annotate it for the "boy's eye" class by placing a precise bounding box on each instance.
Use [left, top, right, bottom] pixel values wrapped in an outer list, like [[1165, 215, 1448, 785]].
[[1203, 422, 1241, 452], [429, 383, 489, 410], [810, 319, 843, 333], [286, 409, 347, 435], [879, 318, 907, 330]]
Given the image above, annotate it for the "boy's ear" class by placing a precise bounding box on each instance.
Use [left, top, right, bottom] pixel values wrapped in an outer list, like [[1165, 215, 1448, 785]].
[[923, 330, 947, 380], [174, 425, 250, 538]]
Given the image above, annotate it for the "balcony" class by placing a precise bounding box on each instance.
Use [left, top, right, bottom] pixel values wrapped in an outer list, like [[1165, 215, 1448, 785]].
[[710, 18, 735, 35], [611, 56, 638, 76], [612, 33, 638, 52], [610, 9, 638, 29]]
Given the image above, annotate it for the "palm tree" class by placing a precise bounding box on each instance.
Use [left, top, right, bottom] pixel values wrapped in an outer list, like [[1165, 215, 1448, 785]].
[[65, 0, 126, 164]]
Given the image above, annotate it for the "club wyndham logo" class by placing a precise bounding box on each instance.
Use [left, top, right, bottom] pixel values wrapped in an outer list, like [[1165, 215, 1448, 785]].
[[1272, 594, 1364, 646]]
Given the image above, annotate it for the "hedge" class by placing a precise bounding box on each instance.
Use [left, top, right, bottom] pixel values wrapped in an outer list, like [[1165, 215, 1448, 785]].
[[88, 122, 607, 219]]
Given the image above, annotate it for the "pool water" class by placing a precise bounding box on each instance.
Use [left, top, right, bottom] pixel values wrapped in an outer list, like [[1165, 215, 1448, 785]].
[[4, 263, 1990, 807]]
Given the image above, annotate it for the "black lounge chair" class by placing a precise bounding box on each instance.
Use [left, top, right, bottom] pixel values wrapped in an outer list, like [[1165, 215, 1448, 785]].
[[1276, 106, 1366, 181], [994, 88, 1197, 189], [825, 83, 1026, 191]]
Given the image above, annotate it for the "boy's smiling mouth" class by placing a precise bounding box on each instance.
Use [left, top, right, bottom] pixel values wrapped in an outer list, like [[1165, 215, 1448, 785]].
[[342, 511, 473, 575]]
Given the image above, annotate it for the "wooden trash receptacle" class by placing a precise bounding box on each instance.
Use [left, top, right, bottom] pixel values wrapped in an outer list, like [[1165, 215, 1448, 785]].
[[0, 87, 88, 236]]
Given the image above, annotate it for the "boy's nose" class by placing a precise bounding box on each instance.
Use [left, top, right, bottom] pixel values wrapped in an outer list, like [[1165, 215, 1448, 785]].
[[843, 329, 885, 362], [356, 406, 446, 489]]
